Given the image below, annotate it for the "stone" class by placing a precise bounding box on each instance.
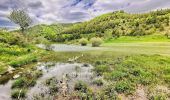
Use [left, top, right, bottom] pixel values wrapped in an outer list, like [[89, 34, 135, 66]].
[[13, 74, 20, 79], [7, 66, 15, 74]]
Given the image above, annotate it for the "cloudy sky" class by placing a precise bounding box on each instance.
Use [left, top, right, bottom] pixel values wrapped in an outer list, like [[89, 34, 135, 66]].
[[0, 0, 170, 29]]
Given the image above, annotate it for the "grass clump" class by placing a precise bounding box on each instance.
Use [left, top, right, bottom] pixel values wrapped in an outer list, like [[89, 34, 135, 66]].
[[45, 77, 59, 95], [79, 38, 88, 46], [92, 79, 104, 86], [9, 54, 37, 68], [93, 65, 110, 76], [90, 37, 103, 47], [115, 80, 135, 94], [74, 81, 88, 93], [12, 78, 27, 88], [11, 89, 27, 99], [12, 76, 36, 89]]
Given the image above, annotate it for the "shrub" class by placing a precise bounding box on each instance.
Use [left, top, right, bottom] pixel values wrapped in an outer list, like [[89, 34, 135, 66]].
[[90, 37, 103, 47], [11, 89, 27, 98], [79, 38, 88, 46], [74, 81, 88, 93]]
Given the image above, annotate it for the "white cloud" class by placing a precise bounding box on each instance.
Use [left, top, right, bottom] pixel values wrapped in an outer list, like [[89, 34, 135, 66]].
[[0, 0, 170, 29]]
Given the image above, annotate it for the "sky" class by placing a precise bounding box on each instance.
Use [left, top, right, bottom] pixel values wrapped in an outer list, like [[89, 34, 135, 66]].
[[0, 0, 170, 29]]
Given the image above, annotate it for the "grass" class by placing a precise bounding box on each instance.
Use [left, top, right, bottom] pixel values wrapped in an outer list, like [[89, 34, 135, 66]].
[[9, 54, 38, 68], [105, 35, 170, 43], [91, 54, 170, 98]]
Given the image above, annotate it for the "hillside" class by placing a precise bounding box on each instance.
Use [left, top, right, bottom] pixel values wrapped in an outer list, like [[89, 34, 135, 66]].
[[61, 10, 170, 40]]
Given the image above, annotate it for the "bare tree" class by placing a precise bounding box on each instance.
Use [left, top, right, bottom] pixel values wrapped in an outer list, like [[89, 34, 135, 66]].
[[8, 9, 32, 33]]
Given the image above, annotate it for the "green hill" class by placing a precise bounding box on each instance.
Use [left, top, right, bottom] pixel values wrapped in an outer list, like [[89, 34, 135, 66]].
[[61, 9, 170, 41]]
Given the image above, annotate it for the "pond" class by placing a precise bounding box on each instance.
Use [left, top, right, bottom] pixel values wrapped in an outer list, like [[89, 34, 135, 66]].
[[0, 62, 95, 100], [37, 44, 103, 52]]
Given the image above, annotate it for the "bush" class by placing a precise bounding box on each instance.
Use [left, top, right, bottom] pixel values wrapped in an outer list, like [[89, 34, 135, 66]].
[[90, 37, 103, 47], [11, 89, 27, 98], [79, 38, 88, 46]]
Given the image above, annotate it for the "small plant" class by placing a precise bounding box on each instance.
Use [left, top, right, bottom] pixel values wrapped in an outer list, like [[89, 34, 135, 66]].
[[150, 95, 167, 100], [33, 70, 43, 78], [12, 78, 26, 88], [90, 37, 103, 47], [49, 84, 59, 94], [93, 79, 104, 86], [79, 38, 88, 46], [74, 81, 88, 93], [94, 65, 110, 76], [45, 77, 59, 94]]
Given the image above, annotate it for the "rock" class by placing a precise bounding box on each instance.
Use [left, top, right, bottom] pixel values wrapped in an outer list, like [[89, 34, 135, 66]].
[[13, 74, 20, 79], [20, 68, 24, 70], [7, 66, 15, 74]]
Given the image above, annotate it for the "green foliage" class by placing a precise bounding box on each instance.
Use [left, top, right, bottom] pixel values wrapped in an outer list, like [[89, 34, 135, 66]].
[[0, 31, 26, 46], [94, 65, 110, 76], [12, 78, 26, 88], [90, 37, 103, 47], [79, 38, 88, 46], [26, 24, 63, 42], [12, 76, 36, 89], [97, 84, 118, 99], [104, 29, 113, 40], [74, 81, 88, 93], [115, 80, 135, 94], [9, 54, 37, 68], [45, 77, 59, 94], [92, 79, 104, 86], [105, 70, 127, 81], [150, 95, 166, 100], [61, 10, 170, 41]]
